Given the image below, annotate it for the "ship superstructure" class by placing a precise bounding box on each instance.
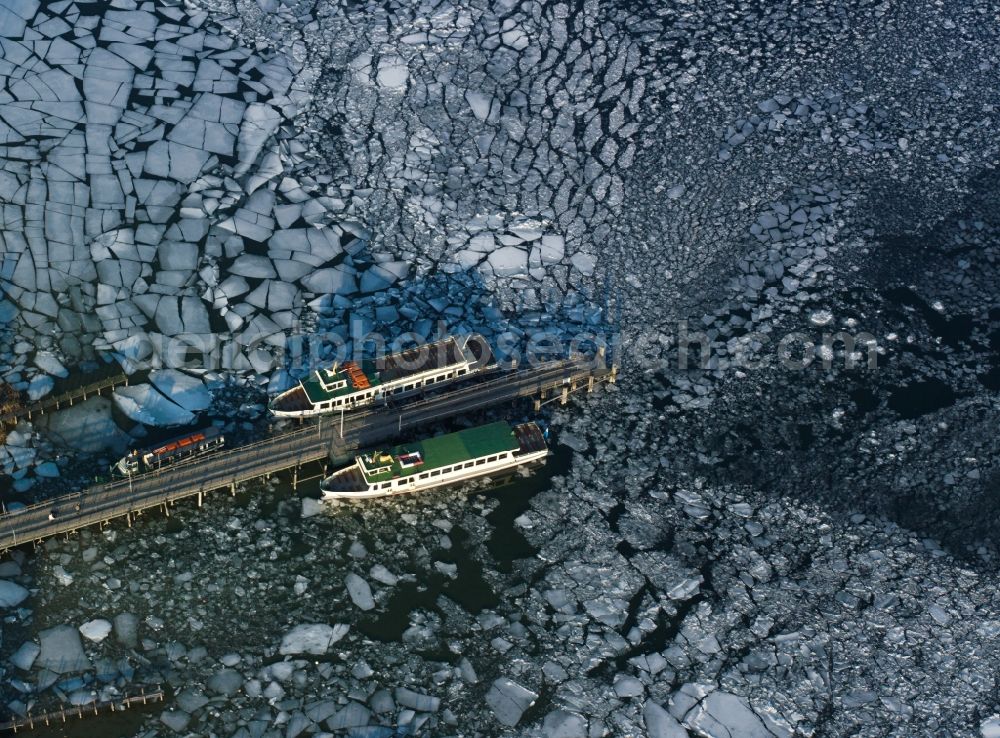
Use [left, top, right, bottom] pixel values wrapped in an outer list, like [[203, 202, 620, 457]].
[[269, 334, 491, 418]]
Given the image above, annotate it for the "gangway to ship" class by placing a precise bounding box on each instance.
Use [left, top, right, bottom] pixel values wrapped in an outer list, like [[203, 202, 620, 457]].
[[0, 354, 617, 553]]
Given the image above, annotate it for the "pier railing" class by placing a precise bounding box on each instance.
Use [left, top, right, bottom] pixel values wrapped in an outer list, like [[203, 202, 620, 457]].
[[0, 373, 130, 427], [0, 686, 164, 733]]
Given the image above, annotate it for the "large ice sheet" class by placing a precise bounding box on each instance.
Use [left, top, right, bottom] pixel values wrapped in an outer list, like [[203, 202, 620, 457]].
[[279, 623, 350, 655], [113, 384, 195, 426], [149, 369, 211, 412], [37, 624, 90, 674]]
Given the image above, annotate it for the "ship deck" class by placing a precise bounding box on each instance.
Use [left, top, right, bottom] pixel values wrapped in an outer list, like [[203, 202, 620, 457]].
[[302, 360, 382, 403], [321, 465, 368, 493], [269, 385, 312, 413], [376, 337, 465, 383], [513, 422, 547, 454]]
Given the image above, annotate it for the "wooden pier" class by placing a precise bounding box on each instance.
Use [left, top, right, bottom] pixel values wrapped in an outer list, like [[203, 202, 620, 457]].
[[0, 372, 130, 428], [0, 686, 164, 733], [0, 357, 615, 552]]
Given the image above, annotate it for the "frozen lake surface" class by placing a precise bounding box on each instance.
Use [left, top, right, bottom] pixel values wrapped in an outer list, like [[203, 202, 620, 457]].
[[2, 0, 1000, 735]]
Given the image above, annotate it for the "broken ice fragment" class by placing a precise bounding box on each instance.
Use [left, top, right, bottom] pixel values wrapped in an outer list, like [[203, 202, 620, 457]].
[[485, 678, 537, 727], [0, 581, 29, 608], [37, 625, 90, 673], [345, 573, 375, 610], [10, 642, 40, 671], [149, 370, 211, 412], [113, 384, 195, 427], [279, 623, 349, 655], [301, 498, 324, 518], [79, 619, 113, 643], [643, 701, 687, 738]]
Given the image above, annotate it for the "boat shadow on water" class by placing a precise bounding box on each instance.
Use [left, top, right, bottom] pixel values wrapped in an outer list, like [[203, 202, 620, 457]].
[[356, 444, 573, 645]]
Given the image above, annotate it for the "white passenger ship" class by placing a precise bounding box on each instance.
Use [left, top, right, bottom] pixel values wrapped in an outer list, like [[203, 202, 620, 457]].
[[320, 421, 548, 499], [269, 334, 491, 418]]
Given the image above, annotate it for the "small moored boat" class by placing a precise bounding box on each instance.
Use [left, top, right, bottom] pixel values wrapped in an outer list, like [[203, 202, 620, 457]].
[[321, 421, 548, 500], [112, 426, 225, 476]]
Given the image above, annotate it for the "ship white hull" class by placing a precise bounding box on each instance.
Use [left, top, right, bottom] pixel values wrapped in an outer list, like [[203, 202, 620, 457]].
[[322, 448, 549, 500], [269, 386, 390, 418]]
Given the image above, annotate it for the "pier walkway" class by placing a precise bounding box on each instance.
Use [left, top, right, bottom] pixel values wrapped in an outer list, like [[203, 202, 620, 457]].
[[0, 357, 615, 552], [0, 372, 130, 427]]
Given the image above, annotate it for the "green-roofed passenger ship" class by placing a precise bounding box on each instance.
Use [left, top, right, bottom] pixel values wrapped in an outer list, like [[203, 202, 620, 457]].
[[269, 334, 491, 418], [320, 421, 549, 499]]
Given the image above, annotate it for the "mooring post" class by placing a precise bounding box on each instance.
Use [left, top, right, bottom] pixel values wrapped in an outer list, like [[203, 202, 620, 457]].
[[230, 482, 236, 497], [588, 376, 594, 392], [610, 364, 618, 384], [162, 503, 169, 518], [561, 386, 569, 405], [292, 466, 298, 491], [197, 489, 203, 507]]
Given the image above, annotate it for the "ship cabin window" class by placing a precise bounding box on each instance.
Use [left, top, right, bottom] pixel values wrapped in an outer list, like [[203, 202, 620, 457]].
[[381, 482, 390, 489], [457, 369, 466, 375], [488, 455, 498, 462], [465, 461, 474, 468], [475, 459, 486, 466], [431, 469, 441, 477], [419, 472, 429, 479]]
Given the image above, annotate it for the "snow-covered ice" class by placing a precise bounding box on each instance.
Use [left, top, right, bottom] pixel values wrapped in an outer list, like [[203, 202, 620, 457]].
[[279, 624, 350, 655], [78, 619, 112, 643]]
